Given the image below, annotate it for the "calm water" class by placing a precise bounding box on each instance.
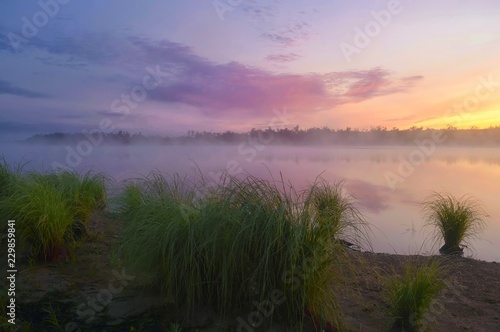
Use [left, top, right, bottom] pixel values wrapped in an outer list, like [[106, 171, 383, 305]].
[[2, 143, 500, 262]]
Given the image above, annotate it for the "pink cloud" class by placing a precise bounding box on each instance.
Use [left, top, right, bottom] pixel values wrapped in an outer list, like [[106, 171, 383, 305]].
[[149, 61, 422, 118]]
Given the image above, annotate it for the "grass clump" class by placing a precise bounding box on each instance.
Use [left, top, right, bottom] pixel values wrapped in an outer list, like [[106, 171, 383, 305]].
[[0, 157, 24, 198], [11, 178, 74, 261], [38, 171, 108, 236], [422, 192, 487, 255], [304, 179, 371, 249], [0, 165, 108, 262], [117, 172, 370, 330], [386, 259, 444, 331], [0, 159, 25, 244]]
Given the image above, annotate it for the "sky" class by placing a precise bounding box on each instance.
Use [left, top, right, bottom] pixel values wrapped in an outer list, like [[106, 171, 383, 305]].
[[1, 0, 500, 139]]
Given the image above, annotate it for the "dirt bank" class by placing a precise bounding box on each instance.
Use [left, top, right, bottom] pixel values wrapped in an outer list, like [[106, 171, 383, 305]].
[[2, 214, 499, 331]]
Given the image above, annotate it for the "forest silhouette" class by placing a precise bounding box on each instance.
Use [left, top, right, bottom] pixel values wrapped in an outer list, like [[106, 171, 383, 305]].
[[26, 125, 500, 146]]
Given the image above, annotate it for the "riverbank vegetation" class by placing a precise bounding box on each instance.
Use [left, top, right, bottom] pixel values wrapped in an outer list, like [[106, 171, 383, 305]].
[[0, 161, 494, 331], [25, 125, 500, 146], [423, 192, 488, 255], [0, 163, 107, 261], [116, 172, 371, 329]]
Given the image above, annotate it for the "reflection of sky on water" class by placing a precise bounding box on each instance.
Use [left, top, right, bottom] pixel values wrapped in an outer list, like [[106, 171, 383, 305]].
[[2, 144, 499, 261]]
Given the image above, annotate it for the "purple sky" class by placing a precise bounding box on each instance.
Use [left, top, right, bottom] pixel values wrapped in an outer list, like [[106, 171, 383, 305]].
[[1, 0, 500, 139]]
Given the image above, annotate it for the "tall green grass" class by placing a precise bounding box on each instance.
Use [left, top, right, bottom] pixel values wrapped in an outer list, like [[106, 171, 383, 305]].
[[386, 259, 444, 331], [0, 163, 108, 261], [304, 179, 371, 249], [117, 172, 370, 329], [35, 171, 108, 236], [0, 157, 24, 198], [0, 159, 24, 245], [422, 192, 487, 254], [9, 178, 74, 260]]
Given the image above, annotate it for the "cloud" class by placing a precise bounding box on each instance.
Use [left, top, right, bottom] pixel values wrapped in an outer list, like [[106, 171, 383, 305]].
[[127, 36, 206, 71], [117, 37, 423, 117], [95, 110, 141, 121], [34, 56, 88, 70], [0, 30, 423, 121], [0, 80, 49, 98], [0, 31, 134, 69], [42, 33, 122, 63], [390, 75, 425, 94], [323, 69, 424, 100], [13, 32, 200, 72], [148, 65, 419, 118], [33, 32, 128, 68], [265, 52, 301, 63], [261, 32, 310, 48], [240, 1, 315, 50], [262, 33, 295, 47], [344, 68, 390, 100], [242, 2, 278, 23], [149, 66, 325, 117], [401, 75, 424, 81], [260, 21, 312, 48]]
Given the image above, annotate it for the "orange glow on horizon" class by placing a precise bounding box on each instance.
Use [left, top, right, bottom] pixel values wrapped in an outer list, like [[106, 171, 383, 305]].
[[412, 109, 500, 129]]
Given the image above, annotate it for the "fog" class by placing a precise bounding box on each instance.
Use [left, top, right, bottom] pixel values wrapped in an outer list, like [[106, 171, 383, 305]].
[[22, 126, 500, 147], [1, 142, 500, 262]]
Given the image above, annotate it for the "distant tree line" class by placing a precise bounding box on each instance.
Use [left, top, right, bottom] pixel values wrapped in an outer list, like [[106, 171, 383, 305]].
[[26, 126, 500, 146]]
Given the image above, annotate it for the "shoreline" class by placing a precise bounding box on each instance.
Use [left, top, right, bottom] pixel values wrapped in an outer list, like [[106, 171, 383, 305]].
[[2, 212, 499, 331]]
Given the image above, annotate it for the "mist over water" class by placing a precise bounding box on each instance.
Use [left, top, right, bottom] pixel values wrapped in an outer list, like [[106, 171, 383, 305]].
[[2, 142, 500, 262]]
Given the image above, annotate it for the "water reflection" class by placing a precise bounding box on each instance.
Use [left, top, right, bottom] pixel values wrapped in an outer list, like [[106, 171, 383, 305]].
[[250, 146, 500, 167], [344, 180, 391, 214], [1, 144, 499, 261]]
